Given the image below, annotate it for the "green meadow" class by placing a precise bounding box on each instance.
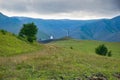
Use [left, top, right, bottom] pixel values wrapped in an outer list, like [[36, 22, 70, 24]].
[[0, 31, 120, 80], [0, 31, 42, 56]]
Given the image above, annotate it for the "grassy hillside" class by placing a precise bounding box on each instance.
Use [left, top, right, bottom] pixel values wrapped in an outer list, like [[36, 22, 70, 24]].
[[0, 39, 120, 80], [0, 30, 42, 56], [52, 39, 120, 58]]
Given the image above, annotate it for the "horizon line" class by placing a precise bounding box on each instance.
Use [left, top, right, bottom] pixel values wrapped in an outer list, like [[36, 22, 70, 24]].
[[0, 12, 119, 20]]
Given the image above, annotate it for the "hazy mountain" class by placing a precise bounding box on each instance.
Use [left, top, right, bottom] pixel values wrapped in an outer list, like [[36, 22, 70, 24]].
[[0, 12, 22, 33], [0, 12, 120, 42], [0, 13, 49, 40]]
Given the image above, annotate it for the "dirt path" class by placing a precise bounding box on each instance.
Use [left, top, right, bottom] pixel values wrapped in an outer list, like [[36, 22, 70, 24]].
[[0, 44, 59, 65]]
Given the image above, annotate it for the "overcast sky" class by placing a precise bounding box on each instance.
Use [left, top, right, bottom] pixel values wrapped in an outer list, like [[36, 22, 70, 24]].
[[0, 0, 120, 19]]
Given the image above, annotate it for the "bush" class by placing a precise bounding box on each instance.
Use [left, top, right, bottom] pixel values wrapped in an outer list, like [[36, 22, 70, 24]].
[[108, 51, 112, 57], [0, 29, 7, 35], [95, 44, 108, 56], [95, 44, 112, 57]]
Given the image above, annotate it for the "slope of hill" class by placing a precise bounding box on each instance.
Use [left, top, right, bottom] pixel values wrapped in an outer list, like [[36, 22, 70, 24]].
[[0, 30, 42, 56], [0, 12, 120, 42], [0, 39, 120, 80]]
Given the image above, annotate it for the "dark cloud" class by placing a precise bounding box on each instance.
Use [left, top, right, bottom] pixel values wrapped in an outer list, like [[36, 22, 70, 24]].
[[0, 0, 120, 18]]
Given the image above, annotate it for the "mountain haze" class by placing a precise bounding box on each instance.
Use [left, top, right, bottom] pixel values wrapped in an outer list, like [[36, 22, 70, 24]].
[[0, 12, 120, 42]]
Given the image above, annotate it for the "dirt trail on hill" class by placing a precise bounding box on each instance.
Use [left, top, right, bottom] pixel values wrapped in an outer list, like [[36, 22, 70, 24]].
[[0, 44, 59, 65]]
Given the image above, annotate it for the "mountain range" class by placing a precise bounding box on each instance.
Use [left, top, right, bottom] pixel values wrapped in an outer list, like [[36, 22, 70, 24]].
[[0, 12, 120, 42]]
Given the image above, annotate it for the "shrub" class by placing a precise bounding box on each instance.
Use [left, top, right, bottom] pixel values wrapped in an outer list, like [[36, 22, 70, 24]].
[[95, 44, 108, 56], [0, 29, 7, 35], [108, 50, 112, 57], [70, 46, 73, 49]]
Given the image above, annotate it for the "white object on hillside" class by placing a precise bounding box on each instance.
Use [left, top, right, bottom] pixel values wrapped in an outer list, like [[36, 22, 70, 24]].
[[50, 36, 54, 39]]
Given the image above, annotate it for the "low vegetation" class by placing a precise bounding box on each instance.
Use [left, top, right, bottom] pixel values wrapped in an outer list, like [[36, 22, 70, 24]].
[[0, 30, 42, 56], [0, 37, 120, 80], [95, 44, 112, 57], [0, 29, 7, 35]]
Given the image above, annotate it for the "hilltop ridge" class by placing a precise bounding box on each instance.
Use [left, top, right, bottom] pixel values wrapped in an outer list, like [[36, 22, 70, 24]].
[[0, 12, 120, 42]]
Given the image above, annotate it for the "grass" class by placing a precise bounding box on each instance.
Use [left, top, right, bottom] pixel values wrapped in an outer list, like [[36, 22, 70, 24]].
[[0, 34, 120, 80], [52, 39, 120, 58], [0, 30, 42, 56]]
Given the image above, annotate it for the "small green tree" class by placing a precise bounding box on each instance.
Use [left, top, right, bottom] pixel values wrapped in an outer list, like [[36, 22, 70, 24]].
[[108, 50, 112, 57], [19, 23, 38, 43], [95, 44, 108, 56]]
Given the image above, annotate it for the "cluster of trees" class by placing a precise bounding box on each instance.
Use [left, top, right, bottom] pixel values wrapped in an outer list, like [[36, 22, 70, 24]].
[[19, 23, 38, 43], [95, 44, 112, 57]]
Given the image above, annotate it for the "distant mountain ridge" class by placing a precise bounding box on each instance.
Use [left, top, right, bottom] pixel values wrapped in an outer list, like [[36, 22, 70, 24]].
[[0, 12, 120, 42]]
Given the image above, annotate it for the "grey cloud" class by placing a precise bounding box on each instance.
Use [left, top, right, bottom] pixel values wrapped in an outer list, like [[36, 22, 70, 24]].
[[0, 0, 29, 12], [0, 0, 120, 17], [30, 0, 120, 14]]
